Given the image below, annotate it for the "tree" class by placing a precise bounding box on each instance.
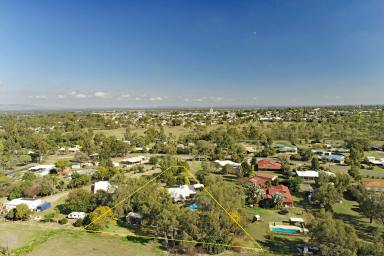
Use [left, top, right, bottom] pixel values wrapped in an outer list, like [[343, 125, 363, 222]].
[[349, 147, 364, 166], [359, 193, 384, 224], [55, 159, 71, 170], [63, 189, 95, 213], [6, 204, 31, 221], [313, 183, 340, 210], [244, 183, 265, 206], [86, 206, 113, 230], [271, 192, 284, 209], [287, 176, 302, 193], [311, 156, 320, 170], [309, 211, 358, 256], [348, 166, 361, 181], [69, 172, 91, 188]]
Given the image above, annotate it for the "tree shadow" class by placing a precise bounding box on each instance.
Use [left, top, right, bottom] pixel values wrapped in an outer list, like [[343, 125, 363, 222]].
[[56, 203, 70, 214], [333, 212, 379, 241], [126, 235, 151, 245], [259, 235, 304, 254]]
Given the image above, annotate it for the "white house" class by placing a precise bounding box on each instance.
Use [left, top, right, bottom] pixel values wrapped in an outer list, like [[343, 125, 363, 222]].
[[121, 156, 147, 165], [28, 165, 55, 176], [214, 160, 241, 168], [365, 156, 384, 166], [167, 184, 204, 202], [68, 212, 86, 219], [93, 181, 114, 194], [5, 198, 42, 212], [296, 170, 319, 181]]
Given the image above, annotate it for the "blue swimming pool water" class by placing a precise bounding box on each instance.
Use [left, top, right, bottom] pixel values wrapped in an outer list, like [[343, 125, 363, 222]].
[[271, 227, 300, 234]]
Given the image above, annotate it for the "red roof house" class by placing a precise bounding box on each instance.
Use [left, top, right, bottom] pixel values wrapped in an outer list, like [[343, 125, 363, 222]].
[[263, 185, 293, 207], [257, 159, 283, 171], [249, 173, 277, 186], [363, 181, 384, 192]]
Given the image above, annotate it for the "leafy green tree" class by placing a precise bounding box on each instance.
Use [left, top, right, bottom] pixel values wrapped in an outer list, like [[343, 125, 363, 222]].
[[309, 211, 358, 256], [55, 159, 71, 170], [63, 189, 95, 213], [348, 166, 361, 181], [359, 193, 384, 224], [311, 156, 320, 170], [86, 206, 113, 230], [349, 147, 364, 166], [69, 172, 91, 188], [271, 193, 284, 209], [287, 176, 302, 193], [6, 204, 31, 221], [244, 183, 265, 206]]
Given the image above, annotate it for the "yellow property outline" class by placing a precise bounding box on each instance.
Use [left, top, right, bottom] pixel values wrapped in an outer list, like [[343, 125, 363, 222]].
[[82, 165, 263, 252]]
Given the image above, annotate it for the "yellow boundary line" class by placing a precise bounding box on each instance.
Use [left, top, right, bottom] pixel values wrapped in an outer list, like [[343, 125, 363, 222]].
[[81, 165, 263, 252]]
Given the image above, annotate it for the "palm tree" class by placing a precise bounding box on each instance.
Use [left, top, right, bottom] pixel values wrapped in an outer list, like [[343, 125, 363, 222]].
[[272, 192, 284, 209], [244, 183, 265, 206]]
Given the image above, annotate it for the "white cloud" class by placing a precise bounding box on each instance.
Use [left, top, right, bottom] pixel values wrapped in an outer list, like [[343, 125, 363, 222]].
[[120, 94, 131, 98], [75, 93, 87, 99], [28, 95, 48, 100], [94, 91, 108, 98], [57, 94, 66, 99], [149, 96, 163, 101]]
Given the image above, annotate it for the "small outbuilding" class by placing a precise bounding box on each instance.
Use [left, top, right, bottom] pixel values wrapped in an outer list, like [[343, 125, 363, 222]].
[[126, 212, 143, 226]]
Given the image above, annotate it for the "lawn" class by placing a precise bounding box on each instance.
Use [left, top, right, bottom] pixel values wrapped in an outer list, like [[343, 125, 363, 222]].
[[0, 223, 165, 256], [245, 207, 309, 255], [332, 198, 381, 241]]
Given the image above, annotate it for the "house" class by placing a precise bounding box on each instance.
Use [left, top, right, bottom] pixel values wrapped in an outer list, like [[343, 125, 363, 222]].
[[214, 160, 241, 168], [167, 184, 204, 202], [93, 181, 114, 194], [296, 170, 319, 181], [276, 144, 297, 154], [5, 198, 43, 212], [323, 154, 345, 164], [121, 156, 147, 165], [28, 165, 56, 176], [257, 159, 282, 171], [249, 173, 277, 186], [71, 162, 81, 169], [363, 181, 384, 192], [68, 212, 86, 219], [365, 156, 384, 166], [263, 185, 293, 207], [68, 145, 81, 153], [58, 147, 67, 155], [126, 212, 143, 226]]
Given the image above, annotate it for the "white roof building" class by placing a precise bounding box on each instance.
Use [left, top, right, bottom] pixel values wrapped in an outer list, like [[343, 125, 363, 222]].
[[28, 165, 55, 176], [289, 217, 305, 223], [214, 160, 241, 168], [296, 170, 319, 179], [167, 184, 204, 202], [121, 156, 147, 165], [94, 181, 113, 194], [68, 212, 86, 219], [5, 198, 42, 212]]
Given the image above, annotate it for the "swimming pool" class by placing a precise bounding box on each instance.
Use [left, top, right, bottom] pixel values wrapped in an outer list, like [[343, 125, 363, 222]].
[[271, 227, 301, 234]]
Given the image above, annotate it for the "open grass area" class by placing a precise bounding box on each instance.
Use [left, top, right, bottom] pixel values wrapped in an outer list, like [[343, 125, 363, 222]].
[[245, 207, 309, 255], [0, 223, 165, 256], [332, 198, 381, 241]]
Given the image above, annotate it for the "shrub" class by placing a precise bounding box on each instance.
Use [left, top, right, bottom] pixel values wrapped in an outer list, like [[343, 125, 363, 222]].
[[73, 218, 84, 227], [58, 218, 68, 225]]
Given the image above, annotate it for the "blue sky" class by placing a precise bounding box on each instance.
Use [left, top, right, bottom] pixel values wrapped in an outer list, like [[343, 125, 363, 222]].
[[0, 0, 383, 108]]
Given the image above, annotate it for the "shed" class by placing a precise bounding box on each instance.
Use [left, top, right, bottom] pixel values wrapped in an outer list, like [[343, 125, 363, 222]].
[[126, 212, 143, 226]]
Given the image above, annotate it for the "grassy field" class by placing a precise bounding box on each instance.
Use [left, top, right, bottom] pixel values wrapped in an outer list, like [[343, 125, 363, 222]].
[[332, 197, 381, 241], [0, 223, 165, 256], [93, 126, 193, 140]]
